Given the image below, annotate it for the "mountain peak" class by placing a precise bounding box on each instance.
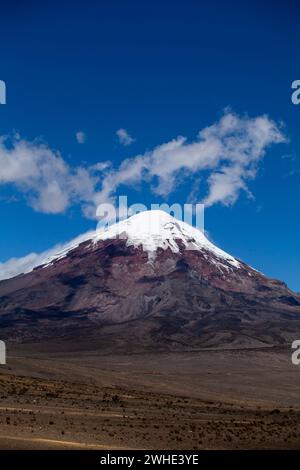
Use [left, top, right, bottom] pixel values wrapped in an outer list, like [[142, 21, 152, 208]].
[[45, 210, 242, 271], [93, 209, 240, 267], [0, 210, 241, 281]]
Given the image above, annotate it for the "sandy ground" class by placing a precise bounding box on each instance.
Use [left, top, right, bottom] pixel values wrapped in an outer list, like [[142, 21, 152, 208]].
[[0, 347, 300, 449]]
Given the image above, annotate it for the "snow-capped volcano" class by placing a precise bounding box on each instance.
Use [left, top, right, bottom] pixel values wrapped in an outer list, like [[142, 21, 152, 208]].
[[42, 210, 240, 271], [0, 209, 300, 352], [0, 210, 240, 281], [94, 210, 240, 267]]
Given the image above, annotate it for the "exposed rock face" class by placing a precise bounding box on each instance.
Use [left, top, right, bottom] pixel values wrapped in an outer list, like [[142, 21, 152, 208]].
[[0, 211, 299, 352]]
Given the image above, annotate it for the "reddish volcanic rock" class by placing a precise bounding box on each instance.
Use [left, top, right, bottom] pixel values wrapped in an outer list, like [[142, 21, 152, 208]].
[[0, 211, 299, 352]]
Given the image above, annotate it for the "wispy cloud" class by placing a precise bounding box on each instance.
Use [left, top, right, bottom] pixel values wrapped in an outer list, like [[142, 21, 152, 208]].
[[281, 153, 299, 178], [0, 111, 286, 221], [0, 134, 109, 217], [75, 131, 86, 144], [116, 128, 135, 146], [102, 111, 286, 207], [281, 153, 296, 161], [0, 230, 95, 281]]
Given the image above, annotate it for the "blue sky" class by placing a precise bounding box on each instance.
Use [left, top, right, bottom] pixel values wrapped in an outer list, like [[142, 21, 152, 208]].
[[0, 0, 299, 290]]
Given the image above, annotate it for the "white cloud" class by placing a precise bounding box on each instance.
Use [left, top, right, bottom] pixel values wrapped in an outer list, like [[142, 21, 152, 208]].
[[75, 131, 86, 144], [116, 128, 135, 146], [0, 252, 43, 281], [99, 111, 286, 207], [0, 230, 95, 281], [0, 111, 286, 221], [0, 134, 110, 216]]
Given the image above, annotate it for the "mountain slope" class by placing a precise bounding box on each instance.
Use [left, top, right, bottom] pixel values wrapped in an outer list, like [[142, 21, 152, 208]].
[[0, 210, 299, 352]]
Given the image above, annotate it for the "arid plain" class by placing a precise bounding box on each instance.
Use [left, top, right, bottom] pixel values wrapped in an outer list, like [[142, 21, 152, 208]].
[[0, 346, 300, 449]]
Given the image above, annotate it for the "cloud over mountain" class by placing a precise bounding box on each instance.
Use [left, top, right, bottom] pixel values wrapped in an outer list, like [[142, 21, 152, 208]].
[[0, 111, 286, 219]]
